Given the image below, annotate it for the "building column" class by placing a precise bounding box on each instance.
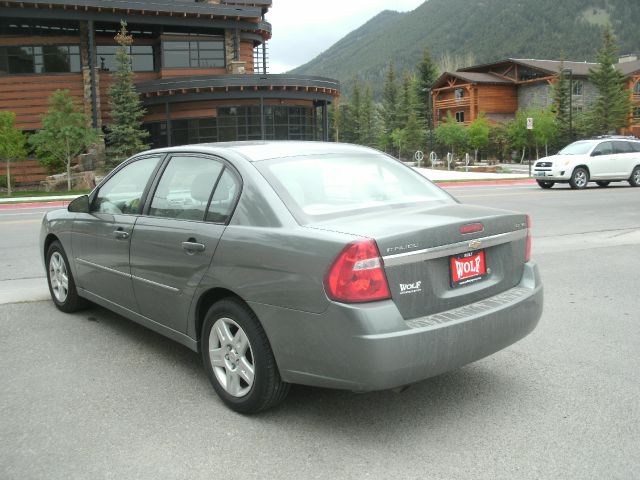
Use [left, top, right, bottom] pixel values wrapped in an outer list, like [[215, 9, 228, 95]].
[[322, 101, 329, 141], [260, 96, 265, 140], [165, 102, 172, 147]]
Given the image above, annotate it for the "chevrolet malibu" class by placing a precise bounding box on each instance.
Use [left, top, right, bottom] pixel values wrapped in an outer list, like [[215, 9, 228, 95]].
[[40, 142, 543, 413]]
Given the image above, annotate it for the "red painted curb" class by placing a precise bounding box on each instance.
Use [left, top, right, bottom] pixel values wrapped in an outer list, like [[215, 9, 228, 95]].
[[437, 179, 535, 187], [0, 201, 70, 210]]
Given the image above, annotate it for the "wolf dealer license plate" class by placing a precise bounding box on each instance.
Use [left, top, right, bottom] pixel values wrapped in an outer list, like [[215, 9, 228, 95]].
[[450, 250, 487, 288]]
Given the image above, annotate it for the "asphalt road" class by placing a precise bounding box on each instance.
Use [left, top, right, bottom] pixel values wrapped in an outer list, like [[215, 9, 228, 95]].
[[1, 182, 639, 479]]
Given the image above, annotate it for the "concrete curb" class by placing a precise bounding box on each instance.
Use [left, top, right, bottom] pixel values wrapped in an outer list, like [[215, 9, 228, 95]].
[[0, 201, 70, 210], [436, 179, 535, 187]]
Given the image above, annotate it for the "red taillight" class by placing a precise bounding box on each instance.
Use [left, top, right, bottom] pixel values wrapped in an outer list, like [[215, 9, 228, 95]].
[[459, 222, 484, 235], [525, 215, 532, 262], [324, 239, 391, 303]]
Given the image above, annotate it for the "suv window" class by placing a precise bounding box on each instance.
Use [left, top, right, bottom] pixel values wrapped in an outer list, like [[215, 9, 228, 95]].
[[591, 142, 613, 156], [93, 156, 161, 214], [149, 155, 223, 221], [613, 141, 633, 154]]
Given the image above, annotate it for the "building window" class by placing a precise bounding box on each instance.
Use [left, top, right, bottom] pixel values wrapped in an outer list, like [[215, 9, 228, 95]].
[[97, 45, 155, 72], [572, 80, 583, 96], [572, 105, 583, 114], [455, 111, 465, 123], [635, 81, 640, 95], [162, 36, 225, 69], [0, 45, 80, 74], [634, 107, 640, 119], [454, 88, 464, 100]]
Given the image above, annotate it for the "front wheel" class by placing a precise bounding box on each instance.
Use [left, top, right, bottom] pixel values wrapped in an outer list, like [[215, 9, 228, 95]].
[[46, 241, 87, 313], [536, 180, 554, 189], [629, 166, 640, 187], [569, 167, 589, 189], [596, 181, 610, 188], [201, 299, 289, 414]]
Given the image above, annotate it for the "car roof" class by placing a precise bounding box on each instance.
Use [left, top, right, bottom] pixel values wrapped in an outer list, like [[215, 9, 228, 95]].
[[142, 141, 380, 162]]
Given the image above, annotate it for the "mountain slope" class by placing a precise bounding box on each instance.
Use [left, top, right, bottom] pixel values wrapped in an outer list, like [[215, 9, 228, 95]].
[[291, 0, 640, 95]]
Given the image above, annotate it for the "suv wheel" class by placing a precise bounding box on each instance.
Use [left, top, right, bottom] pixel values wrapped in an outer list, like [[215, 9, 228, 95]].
[[629, 166, 640, 187], [569, 167, 589, 189], [596, 181, 610, 188], [201, 299, 290, 414], [536, 180, 554, 189]]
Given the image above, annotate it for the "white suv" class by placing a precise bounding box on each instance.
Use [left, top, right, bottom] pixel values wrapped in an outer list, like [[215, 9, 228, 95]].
[[533, 137, 640, 189]]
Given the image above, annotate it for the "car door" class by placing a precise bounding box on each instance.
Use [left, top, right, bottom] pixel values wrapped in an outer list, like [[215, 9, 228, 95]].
[[589, 141, 614, 178], [129, 154, 241, 333], [612, 141, 635, 178], [73, 155, 163, 312]]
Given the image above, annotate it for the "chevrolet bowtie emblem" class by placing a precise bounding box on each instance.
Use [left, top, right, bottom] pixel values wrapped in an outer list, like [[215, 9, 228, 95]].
[[468, 239, 482, 250]]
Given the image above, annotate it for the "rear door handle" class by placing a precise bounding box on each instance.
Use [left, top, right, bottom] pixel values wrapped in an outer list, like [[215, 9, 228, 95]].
[[114, 228, 130, 240], [181, 241, 206, 254]]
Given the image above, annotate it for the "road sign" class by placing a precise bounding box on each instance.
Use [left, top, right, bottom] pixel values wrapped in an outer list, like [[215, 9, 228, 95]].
[[527, 117, 534, 130]]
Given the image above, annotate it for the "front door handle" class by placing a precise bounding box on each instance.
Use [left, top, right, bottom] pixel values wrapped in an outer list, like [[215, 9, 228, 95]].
[[182, 241, 206, 254], [114, 228, 130, 240]]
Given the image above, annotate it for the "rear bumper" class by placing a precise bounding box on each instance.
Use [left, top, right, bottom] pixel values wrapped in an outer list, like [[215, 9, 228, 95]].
[[250, 262, 543, 391]]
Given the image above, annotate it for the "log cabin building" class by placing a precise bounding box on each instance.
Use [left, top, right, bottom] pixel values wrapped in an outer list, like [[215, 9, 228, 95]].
[[432, 57, 640, 137], [0, 0, 340, 149]]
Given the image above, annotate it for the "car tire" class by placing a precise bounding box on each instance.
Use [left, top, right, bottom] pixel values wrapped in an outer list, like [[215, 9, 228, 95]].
[[536, 180, 554, 189], [201, 299, 290, 414], [629, 166, 640, 187], [46, 240, 87, 313], [596, 181, 610, 187], [569, 167, 589, 189]]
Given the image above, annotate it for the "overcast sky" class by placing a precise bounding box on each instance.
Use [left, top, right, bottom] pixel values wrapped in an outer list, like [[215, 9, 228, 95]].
[[265, 0, 425, 73]]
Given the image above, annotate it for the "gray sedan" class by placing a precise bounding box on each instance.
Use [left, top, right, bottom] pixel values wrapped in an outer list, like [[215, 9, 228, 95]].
[[40, 142, 543, 413]]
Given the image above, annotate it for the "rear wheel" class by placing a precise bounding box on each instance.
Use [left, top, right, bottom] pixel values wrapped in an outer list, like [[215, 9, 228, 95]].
[[46, 241, 87, 313], [569, 167, 589, 189], [201, 299, 289, 414], [629, 166, 640, 187], [536, 180, 554, 189]]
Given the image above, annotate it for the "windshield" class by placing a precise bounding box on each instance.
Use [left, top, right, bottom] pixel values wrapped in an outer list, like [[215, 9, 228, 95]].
[[256, 153, 453, 223], [558, 141, 596, 155]]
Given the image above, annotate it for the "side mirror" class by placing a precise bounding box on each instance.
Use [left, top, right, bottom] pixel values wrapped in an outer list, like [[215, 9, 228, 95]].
[[68, 195, 90, 214]]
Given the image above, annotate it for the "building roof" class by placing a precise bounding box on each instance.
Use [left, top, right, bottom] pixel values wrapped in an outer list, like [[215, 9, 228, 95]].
[[432, 71, 512, 89]]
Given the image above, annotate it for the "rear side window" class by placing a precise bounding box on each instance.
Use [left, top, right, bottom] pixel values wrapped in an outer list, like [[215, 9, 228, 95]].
[[149, 156, 223, 221], [592, 142, 613, 156], [629, 142, 640, 153], [613, 141, 633, 154], [206, 169, 240, 224], [257, 153, 452, 223]]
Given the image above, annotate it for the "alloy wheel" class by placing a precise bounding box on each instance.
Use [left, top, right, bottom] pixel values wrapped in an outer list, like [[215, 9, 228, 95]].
[[208, 317, 255, 397], [574, 170, 587, 188], [49, 251, 69, 303]]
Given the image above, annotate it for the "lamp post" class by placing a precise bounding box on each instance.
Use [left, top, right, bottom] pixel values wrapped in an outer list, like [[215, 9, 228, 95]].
[[562, 68, 573, 141]]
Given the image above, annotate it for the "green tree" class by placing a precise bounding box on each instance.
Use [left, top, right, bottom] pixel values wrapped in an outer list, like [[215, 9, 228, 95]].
[[0, 111, 27, 196], [532, 108, 558, 157], [106, 21, 149, 164], [507, 110, 530, 163], [588, 25, 633, 134], [415, 47, 439, 124], [398, 71, 418, 127], [466, 113, 490, 162], [30, 90, 97, 191], [402, 111, 425, 158], [380, 62, 400, 151], [359, 82, 377, 146], [550, 60, 571, 143], [434, 112, 466, 162]]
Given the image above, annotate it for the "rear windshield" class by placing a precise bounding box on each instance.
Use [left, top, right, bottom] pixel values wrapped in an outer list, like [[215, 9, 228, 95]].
[[256, 153, 453, 223], [558, 141, 596, 155]]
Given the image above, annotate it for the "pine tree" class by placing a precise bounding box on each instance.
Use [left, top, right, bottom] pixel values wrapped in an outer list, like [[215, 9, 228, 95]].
[[106, 21, 149, 164], [415, 48, 439, 123], [359, 82, 376, 146], [588, 25, 633, 135], [380, 62, 399, 150], [550, 60, 571, 143]]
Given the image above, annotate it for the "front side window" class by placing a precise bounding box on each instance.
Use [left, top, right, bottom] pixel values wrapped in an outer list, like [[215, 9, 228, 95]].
[[149, 156, 223, 221], [93, 156, 161, 214], [0, 45, 80, 74], [257, 153, 452, 223], [162, 37, 224, 69], [591, 142, 613, 157]]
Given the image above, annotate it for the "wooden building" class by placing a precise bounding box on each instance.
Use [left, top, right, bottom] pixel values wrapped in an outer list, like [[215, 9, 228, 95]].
[[432, 57, 640, 136], [0, 0, 340, 147]]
